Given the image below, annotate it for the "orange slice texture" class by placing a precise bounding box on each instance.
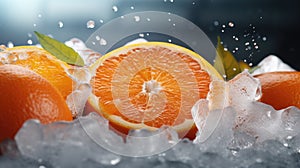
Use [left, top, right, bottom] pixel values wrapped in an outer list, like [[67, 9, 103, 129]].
[[87, 42, 222, 139], [0, 46, 73, 100]]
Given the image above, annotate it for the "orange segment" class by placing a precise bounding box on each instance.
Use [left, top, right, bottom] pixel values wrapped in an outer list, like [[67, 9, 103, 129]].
[[1, 46, 73, 100], [88, 42, 222, 139]]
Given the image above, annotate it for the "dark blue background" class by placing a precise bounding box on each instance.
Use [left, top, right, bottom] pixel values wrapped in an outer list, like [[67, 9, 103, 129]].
[[0, 0, 299, 70]]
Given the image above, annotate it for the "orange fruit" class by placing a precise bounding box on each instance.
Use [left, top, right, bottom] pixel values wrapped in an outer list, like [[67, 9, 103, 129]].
[[87, 42, 222, 139], [0, 64, 73, 142], [0, 46, 73, 100], [255, 71, 300, 110]]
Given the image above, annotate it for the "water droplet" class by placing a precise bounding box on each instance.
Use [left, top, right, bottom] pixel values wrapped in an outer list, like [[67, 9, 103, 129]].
[[232, 50, 236, 53], [249, 63, 253, 66], [168, 39, 172, 43], [27, 39, 33, 45], [95, 35, 100, 41], [235, 37, 239, 41], [253, 42, 257, 45], [7, 42, 14, 48], [37, 14, 42, 18], [222, 24, 226, 28], [168, 18, 171, 22], [245, 42, 250, 46], [221, 29, 225, 33], [172, 23, 176, 26], [222, 74, 227, 79], [146, 18, 151, 21], [92, 41, 96, 45], [255, 45, 259, 49], [170, 0, 174, 2], [260, 16, 263, 19], [163, 0, 167, 2], [224, 48, 228, 51], [112, 5, 118, 12], [235, 47, 239, 50], [120, 15, 124, 19], [233, 68, 237, 71], [33, 23, 37, 27], [130, 6, 135, 10], [28, 33, 32, 37], [262, 37, 267, 41], [99, 19, 104, 23], [86, 20, 95, 29], [99, 38, 107, 46], [243, 59, 247, 62], [228, 21, 234, 27], [213, 21, 219, 26], [139, 33, 144, 37], [58, 21, 64, 28], [192, 2, 196, 5], [146, 33, 150, 36], [134, 16, 140, 22]]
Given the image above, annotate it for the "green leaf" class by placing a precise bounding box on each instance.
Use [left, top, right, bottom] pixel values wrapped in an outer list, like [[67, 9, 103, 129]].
[[213, 36, 241, 80], [34, 31, 84, 66]]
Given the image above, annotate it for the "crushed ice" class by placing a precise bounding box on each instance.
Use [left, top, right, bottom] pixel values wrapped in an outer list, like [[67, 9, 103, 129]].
[[1, 69, 300, 167]]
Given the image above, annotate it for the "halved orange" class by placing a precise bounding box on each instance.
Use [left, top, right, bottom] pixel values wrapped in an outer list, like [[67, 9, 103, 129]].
[[0, 46, 73, 100], [87, 42, 222, 139]]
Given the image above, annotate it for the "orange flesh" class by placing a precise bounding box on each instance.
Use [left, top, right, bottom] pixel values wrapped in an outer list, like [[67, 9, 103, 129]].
[[5, 47, 73, 100], [91, 45, 212, 138]]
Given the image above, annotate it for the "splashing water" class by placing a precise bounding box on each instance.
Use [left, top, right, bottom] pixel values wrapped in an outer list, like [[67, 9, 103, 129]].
[[112, 5, 118, 12], [86, 20, 95, 29]]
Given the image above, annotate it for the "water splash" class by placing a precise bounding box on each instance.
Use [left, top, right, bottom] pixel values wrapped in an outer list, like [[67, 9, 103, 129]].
[[7, 42, 14, 48], [27, 39, 33, 45], [58, 21, 64, 28], [134, 16, 140, 22], [86, 20, 95, 29], [112, 5, 118, 12]]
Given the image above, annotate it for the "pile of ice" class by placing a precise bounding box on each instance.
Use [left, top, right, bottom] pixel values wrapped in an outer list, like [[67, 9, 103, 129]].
[[1, 73, 300, 168], [1, 99, 300, 167]]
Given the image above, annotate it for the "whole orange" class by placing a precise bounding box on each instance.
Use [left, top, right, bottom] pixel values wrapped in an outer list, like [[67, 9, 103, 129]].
[[0, 64, 73, 142], [255, 71, 300, 110]]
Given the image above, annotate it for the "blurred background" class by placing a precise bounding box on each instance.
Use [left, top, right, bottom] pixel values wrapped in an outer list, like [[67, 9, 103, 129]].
[[0, 0, 299, 70]]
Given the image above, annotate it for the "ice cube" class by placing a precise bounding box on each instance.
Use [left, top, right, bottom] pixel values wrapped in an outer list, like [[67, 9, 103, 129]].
[[194, 106, 235, 154], [66, 67, 92, 117], [66, 83, 92, 117], [14, 113, 124, 167], [123, 126, 179, 157], [252, 55, 295, 75]]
